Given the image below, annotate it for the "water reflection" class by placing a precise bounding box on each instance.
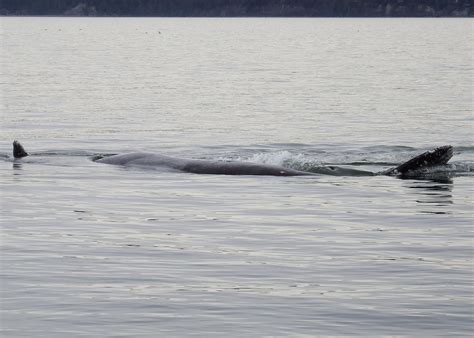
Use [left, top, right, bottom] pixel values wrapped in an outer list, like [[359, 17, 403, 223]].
[[403, 179, 453, 214], [12, 161, 23, 173]]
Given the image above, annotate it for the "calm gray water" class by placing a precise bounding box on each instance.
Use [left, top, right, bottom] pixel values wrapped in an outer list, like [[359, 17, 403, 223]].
[[1, 17, 473, 337]]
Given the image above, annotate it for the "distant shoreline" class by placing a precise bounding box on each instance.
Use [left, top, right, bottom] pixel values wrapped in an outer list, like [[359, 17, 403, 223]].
[[1, 14, 472, 18], [1, 1, 471, 18]]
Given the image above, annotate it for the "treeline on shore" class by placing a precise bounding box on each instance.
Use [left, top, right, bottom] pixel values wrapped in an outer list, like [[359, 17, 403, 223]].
[[0, 0, 471, 17]]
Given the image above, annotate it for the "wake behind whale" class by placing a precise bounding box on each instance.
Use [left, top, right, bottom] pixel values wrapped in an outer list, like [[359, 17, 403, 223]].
[[12, 141, 454, 178]]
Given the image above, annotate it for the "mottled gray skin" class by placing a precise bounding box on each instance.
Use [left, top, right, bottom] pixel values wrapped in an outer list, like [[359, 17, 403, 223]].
[[96, 152, 377, 176], [94, 145, 454, 176], [96, 152, 318, 176], [13, 141, 453, 177], [381, 145, 453, 177]]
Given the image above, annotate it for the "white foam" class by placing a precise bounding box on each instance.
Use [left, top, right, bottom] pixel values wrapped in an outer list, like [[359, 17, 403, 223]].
[[245, 151, 323, 171], [249, 151, 298, 165]]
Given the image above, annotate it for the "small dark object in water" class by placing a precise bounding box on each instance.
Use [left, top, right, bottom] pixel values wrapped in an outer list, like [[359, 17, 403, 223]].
[[13, 140, 28, 158]]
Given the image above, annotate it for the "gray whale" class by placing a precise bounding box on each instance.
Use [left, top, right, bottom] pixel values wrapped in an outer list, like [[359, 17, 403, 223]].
[[94, 152, 374, 176], [12, 141, 453, 177]]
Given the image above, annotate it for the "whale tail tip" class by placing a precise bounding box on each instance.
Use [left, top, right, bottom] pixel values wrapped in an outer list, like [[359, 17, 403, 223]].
[[13, 140, 28, 158], [383, 145, 453, 176]]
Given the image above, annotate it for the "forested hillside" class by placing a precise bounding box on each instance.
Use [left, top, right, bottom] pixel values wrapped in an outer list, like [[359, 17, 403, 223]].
[[0, 0, 471, 17]]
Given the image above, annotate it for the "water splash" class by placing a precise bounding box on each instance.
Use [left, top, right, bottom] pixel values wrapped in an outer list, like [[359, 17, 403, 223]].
[[228, 150, 474, 178], [240, 151, 323, 172]]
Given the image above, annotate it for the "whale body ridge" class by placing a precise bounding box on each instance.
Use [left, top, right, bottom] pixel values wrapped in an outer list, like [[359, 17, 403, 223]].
[[12, 141, 453, 177]]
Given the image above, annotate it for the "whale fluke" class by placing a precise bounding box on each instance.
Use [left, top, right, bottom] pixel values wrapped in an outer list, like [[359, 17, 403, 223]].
[[13, 140, 28, 158], [382, 145, 453, 176]]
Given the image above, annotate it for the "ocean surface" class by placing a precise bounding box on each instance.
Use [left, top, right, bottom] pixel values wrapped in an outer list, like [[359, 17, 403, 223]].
[[1, 17, 473, 337]]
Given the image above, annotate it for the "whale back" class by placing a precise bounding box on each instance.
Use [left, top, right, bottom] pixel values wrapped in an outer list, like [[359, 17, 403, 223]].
[[95, 151, 309, 175], [181, 159, 309, 176], [95, 152, 185, 169], [10, 141, 454, 178]]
